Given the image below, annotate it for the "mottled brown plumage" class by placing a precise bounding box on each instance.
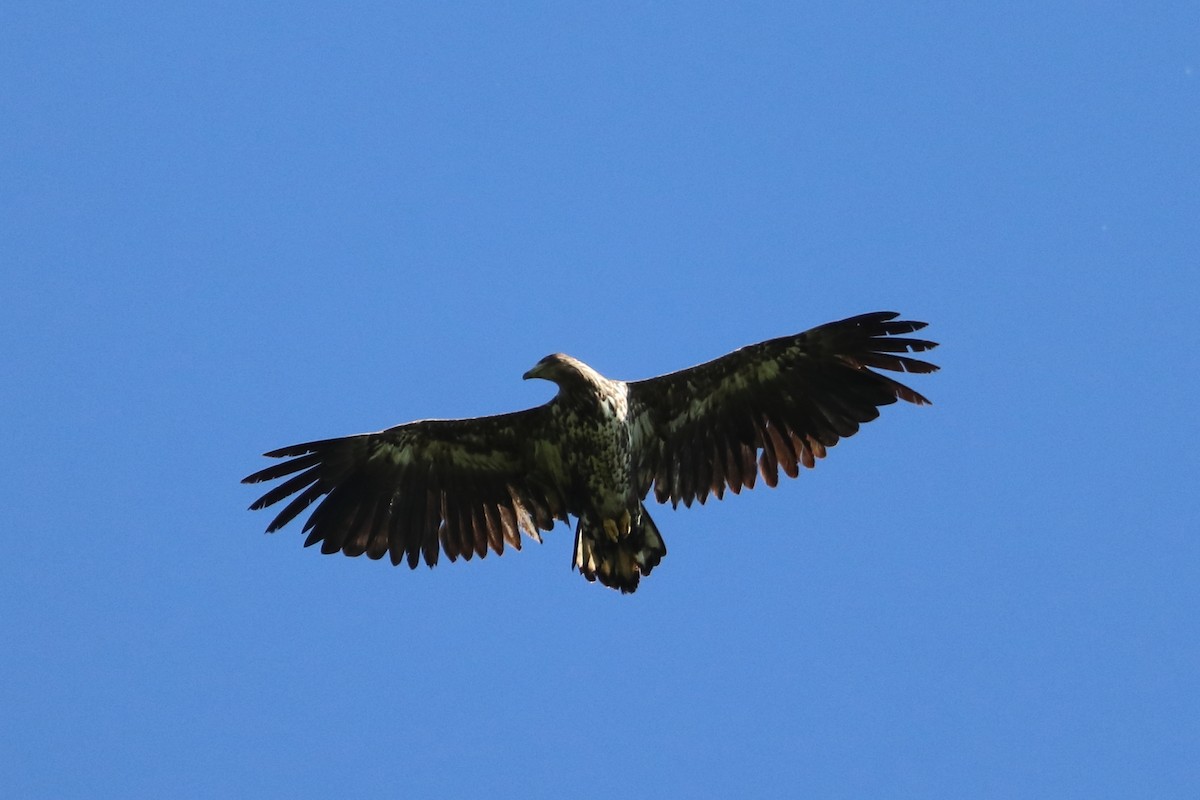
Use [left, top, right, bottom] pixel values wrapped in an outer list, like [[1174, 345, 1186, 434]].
[[243, 311, 938, 592]]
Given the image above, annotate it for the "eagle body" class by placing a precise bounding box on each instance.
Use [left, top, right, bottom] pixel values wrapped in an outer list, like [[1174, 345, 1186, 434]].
[[530, 354, 635, 520], [523, 354, 665, 591], [244, 312, 938, 593]]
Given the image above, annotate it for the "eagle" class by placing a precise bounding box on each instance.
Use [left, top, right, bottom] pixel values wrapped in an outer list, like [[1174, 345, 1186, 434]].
[[243, 311, 937, 593]]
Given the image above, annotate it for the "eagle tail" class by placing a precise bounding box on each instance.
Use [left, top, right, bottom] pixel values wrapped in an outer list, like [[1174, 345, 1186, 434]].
[[573, 505, 667, 594]]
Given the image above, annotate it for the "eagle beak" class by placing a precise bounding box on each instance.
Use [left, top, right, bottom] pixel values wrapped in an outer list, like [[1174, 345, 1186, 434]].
[[522, 366, 538, 381]]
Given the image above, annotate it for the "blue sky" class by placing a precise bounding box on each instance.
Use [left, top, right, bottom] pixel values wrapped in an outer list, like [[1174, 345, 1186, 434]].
[[3, 2, 1198, 797]]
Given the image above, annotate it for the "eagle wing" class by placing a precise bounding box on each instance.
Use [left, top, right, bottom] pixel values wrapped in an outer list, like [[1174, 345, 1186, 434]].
[[242, 407, 570, 568], [627, 311, 938, 508]]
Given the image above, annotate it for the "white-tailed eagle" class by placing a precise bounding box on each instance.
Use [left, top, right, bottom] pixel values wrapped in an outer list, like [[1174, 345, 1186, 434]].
[[243, 312, 938, 593]]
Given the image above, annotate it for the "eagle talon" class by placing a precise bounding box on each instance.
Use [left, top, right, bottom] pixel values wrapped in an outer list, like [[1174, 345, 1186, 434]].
[[619, 510, 631, 537], [602, 518, 619, 542]]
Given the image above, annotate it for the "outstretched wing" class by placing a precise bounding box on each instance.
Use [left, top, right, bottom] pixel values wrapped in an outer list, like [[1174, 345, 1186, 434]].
[[242, 407, 570, 568], [628, 311, 938, 508]]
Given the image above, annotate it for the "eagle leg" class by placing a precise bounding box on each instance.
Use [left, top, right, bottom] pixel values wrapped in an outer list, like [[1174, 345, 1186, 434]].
[[572, 505, 667, 593], [602, 518, 620, 542]]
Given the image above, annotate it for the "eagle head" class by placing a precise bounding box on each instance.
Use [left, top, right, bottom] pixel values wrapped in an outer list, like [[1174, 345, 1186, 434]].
[[523, 353, 602, 389], [523, 353, 572, 383]]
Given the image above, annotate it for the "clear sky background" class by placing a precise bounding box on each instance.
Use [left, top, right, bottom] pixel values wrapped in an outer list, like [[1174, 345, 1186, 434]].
[[3, 3, 1198, 798]]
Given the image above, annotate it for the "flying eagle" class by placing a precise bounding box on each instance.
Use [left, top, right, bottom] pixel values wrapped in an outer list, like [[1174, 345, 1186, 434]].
[[243, 312, 937, 593]]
